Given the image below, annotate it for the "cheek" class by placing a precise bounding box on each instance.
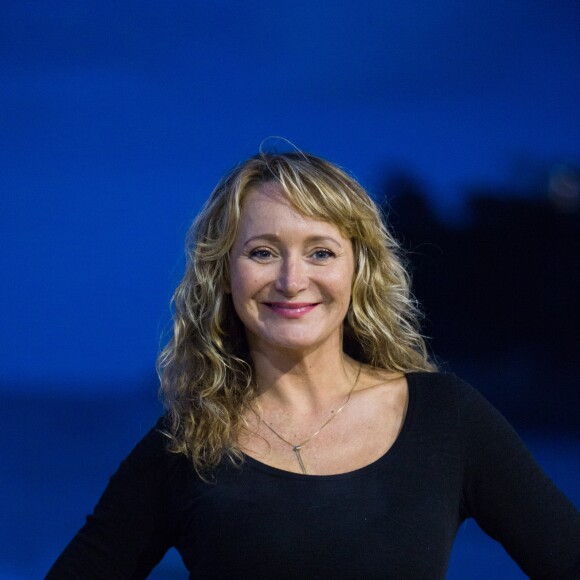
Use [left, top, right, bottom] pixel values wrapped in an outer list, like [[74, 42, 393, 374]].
[[230, 263, 263, 304], [229, 261, 248, 291], [326, 271, 354, 301]]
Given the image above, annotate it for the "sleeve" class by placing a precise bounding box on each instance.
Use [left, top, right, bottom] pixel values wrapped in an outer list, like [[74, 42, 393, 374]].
[[46, 417, 175, 580], [457, 377, 580, 580]]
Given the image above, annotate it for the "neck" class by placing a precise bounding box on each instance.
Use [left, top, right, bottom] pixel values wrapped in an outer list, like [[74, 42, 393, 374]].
[[249, 345, 360, 414]]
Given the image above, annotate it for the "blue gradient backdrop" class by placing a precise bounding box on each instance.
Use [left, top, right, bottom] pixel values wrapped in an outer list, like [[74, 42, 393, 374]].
[[1, 1, 579, 577]]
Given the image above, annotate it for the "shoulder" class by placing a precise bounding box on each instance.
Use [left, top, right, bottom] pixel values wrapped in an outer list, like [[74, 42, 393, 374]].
[[407, 372, 531, 469], [117, 416, 178, 479], [405, 370, 467, 407], [405, 371, 486, 408], [132, 416, 171, 457], [405, 370, 466, 390], [404, 371, 509, 441], [94, 416, 195, 510]]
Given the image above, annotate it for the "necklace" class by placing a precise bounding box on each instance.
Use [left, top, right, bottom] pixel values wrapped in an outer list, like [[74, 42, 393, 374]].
[[261, 363, 362, 475]]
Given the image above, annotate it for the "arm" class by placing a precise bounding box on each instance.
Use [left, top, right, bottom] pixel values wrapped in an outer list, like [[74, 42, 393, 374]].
[[46, 418, 174, 580], [457, 377, 580, 579]]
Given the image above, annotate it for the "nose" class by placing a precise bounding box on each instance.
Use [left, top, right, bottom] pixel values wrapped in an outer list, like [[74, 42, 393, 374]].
[[275, 255, 308, 296]]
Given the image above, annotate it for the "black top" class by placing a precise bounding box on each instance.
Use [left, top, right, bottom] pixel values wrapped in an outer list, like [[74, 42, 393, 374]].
[[47, 373, 580, 579]]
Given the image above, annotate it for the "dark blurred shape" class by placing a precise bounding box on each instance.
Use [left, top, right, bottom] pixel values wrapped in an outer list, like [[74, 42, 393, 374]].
[[383, 169, 580, 429], [549, 163, 580, 213], [383, 172, 439, 236]]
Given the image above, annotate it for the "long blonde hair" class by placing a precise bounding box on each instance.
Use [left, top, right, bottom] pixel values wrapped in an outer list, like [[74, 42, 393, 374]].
[[158, 151, 434, 472]]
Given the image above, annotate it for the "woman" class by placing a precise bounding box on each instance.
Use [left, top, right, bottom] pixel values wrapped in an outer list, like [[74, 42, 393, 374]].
[[48, 151, 579, 579]]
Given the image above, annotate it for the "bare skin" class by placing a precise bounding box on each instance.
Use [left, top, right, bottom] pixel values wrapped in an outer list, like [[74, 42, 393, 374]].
[[238, 363, 408, 476], [230, 183, 408, 475]]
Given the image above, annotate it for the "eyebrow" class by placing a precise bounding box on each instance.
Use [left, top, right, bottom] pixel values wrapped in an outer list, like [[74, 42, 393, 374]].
[[242, 234, 344, 247]]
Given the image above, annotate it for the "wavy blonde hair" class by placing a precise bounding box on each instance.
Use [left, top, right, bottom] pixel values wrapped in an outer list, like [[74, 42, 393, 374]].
[[158, 150, 435, 472]]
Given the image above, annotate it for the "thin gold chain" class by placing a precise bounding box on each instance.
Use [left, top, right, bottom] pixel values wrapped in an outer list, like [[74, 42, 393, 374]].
[[260, 363, 363, 474]]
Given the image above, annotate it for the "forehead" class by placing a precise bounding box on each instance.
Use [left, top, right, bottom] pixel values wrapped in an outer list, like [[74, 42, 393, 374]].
[[239, 182, 349, 238], [242, 182, 292, 212]]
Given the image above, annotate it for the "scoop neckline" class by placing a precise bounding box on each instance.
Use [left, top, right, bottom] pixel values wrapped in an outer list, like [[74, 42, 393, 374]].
[[241, 372, 419, 480]]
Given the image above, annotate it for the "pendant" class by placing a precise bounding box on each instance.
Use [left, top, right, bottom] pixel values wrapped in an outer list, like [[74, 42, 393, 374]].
[[293, 445, 308, 474]]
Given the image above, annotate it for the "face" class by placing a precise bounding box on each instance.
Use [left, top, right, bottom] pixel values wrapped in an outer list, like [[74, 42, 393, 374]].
[[229, 183, 355, 356]]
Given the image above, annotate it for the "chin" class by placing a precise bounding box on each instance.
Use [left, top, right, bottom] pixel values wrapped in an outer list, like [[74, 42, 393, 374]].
[[254, 329, 340, 354]]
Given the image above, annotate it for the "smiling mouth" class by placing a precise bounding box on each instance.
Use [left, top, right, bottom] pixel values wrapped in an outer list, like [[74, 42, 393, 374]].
[[263, 302, 320, 318]]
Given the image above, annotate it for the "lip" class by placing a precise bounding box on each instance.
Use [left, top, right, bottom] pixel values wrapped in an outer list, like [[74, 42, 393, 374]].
[[263, 302, 319, 319]]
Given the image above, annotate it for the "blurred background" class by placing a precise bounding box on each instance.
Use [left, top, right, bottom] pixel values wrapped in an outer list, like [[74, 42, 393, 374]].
[[1, 1, 579, 578]]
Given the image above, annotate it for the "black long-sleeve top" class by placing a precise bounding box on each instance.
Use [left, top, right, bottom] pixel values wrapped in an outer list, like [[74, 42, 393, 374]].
[[47, 373, 580, 579]]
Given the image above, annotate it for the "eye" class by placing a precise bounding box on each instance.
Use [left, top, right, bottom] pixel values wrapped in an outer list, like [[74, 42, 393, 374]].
[[311, 248, 335, 261], [249, 247, 274, 260]]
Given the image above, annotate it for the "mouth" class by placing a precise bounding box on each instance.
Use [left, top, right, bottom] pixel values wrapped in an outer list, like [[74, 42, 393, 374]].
[[262, 302, 320, 318]]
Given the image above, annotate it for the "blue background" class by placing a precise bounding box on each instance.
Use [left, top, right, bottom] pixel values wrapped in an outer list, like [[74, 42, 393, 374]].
[[1, 1, 579, 577]]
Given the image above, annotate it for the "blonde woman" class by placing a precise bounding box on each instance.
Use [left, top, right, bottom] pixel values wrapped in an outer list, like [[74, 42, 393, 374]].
[[48, 151, 580, 579]]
